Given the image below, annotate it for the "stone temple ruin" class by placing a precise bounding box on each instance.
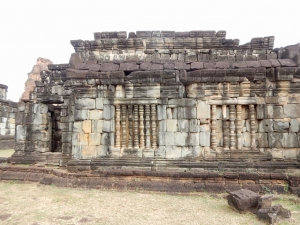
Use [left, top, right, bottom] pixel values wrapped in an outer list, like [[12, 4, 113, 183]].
[[0, 84, 17, 149], [9, 30, 300, 174]]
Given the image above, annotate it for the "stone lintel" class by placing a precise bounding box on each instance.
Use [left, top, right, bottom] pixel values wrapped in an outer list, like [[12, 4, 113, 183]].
[[103, 98, 160, 105], [207, 97, 257, 105]]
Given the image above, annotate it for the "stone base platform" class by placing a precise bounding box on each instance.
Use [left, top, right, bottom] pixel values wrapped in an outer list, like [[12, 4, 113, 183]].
[[0, 164, 300, 194], [67, 158, 300, 174]]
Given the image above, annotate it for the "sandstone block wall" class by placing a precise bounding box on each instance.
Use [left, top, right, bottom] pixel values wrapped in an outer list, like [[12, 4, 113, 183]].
[[11, 30, 300, 170], [0, 84, 17, 149]]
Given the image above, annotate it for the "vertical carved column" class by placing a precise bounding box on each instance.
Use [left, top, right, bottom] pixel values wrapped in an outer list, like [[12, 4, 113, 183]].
[[249, 104, 256, 150], [133, 105, 139, 149], [236, 105, 242, 149], [128, 105, 133, 148], [121, 105, 127, 148], [151, 104, 157, 149], [211, 105, 217, 150], [229, 105, 236, 150], [222, 105, 229, 151], [139, 105, 145, 149], [115, 105, 121, 148], [145, 104, 151, 149]]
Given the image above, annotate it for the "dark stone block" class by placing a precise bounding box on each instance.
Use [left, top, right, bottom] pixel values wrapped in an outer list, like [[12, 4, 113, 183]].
[[100, 63, 119, 71], [163, 63, 175, 70], [268, 59, 281, 67], [225, 183, 242, 192], [119, 63, 139, 71], [215, 62, 230, 69], [227, 189, 259, 212], [40, 174, 54, 185], [242, 184, 261, 193], [174, 62, 190, 70], [140, 62, 152, 71], [278, 59, 297, 67], [151, 64, 163, 70], [203, 63, 215, 69], [52, 176, 68, 187], [110, 71, 124, 85], [205, 183, 225, 193], [27, 172, 44, 182], [1, 171, 28, 181], [66, 69, 87, 79]]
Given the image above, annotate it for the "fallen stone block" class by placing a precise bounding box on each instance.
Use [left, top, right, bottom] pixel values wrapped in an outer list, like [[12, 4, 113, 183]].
[[227, 189, 259, 213]]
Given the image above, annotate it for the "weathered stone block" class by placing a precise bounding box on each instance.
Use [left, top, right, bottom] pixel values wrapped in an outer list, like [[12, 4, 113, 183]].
[[284, 104, 300, 118], [273, 119, 289, 132], [197, 100, 210, 119], [103, 105, 115, 120], [82, 120, 92, 133], [103, 120, 114, 132], [158, 120, 166, 132], [188, 133, 200, 146], [81, 146, 97, 159], [157, 105, 167, 120], [284, 133, 298, 147], [96, 98, 104, 109], [89, 110, 103, 120], [72, 133, 89, 146], [267, 105, 285, 119], [257, 133, 268, 148], [73, 121, 82, 133], [96, 145, 108, 157], [16, 125, 26, 141], [158, 132, 166, 146], [165, 146, 181, 159], [89, 133, 101, 145], [177, 107, 196, 119], [165, 132, 175, 146], [74, 110, 89, 120], [62, 132, 72, 143], [75, 98, 95, 110], [91, 120, 103, 133], [258, 119, 273, 133], [290, 118, 299, 132], [200, 132, 210, 147], [268, 133, 284, 148], [181, 147, 192, 157], [166, 119, 177, 132], [32, 113, 49, 125], [177, 119, 189, 132], [175, 132, 188, 146]]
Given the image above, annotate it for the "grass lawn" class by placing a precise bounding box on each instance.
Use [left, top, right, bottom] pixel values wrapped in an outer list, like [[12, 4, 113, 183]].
[[0, 181, 299, 225]]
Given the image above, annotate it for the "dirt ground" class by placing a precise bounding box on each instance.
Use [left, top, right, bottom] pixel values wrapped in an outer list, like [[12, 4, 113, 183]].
[[0, 181, 299, 225], [0, 149, 14, 158]]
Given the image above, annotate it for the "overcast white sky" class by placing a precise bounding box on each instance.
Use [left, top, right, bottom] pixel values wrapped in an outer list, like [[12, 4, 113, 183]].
[[0, 0, 299, 101]]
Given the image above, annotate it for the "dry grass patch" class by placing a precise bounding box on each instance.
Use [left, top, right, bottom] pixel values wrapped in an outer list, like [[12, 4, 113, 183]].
[[0, 181, 299, 225]]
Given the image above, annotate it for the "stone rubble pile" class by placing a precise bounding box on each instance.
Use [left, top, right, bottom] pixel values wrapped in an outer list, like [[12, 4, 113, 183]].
[[227, 189, 291, 224]]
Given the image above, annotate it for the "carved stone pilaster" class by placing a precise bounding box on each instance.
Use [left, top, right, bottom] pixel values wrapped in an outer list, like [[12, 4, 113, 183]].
[[249, 104, 256, 150], [229, 105, 236, 150], [128, 105, 133, 148], [115, 105, 121, 148], [151, 104, 157, 149], [139, 105, 145, 149], [211, 104, 217, 150], [121, 105, 127, 148], [145, 104, 151, 149], [133, 105, 139, 149], [236, 105, 242, 149]]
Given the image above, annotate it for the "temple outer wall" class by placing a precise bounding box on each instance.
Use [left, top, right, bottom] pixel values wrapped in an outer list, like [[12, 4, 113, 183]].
[[0, 84, 17, 150]]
